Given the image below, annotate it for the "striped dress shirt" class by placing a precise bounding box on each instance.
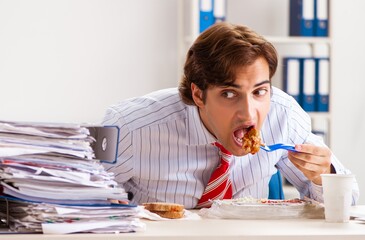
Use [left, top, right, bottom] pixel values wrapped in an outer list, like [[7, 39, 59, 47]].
[[102, 87, 359, 208]]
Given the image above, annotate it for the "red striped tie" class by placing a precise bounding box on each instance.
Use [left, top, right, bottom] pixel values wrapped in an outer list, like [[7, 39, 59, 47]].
[[196, 142, 233, 208]]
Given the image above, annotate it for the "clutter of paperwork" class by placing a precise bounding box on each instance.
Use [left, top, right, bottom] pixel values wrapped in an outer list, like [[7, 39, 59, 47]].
[[0, 120, 144, 234]]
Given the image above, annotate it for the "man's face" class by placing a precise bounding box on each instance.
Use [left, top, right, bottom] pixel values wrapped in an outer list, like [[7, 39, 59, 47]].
[[192, 57, 271, 156]]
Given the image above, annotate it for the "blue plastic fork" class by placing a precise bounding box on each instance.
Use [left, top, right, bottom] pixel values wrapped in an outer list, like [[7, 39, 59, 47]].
[[260, 143, 297, 152]]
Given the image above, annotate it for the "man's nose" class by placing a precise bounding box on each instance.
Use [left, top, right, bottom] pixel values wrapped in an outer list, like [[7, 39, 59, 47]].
[[237, 97, 255, 120]]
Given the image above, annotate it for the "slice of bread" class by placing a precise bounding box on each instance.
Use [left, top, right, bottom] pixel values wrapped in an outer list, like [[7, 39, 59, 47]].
[[151, 210, 184, 219], [143, 202, 185, 219], [143, 202, 184, 212]]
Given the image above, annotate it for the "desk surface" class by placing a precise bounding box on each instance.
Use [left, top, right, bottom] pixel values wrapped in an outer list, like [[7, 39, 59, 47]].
[[3, 206, 365, 240]]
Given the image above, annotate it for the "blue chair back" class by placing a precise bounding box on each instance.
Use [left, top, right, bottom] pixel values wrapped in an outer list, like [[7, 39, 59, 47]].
[[268, 171, 285, 200]]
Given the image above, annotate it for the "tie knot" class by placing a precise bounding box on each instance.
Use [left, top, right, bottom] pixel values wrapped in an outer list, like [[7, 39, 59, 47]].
[[213, 142, 232, 157]]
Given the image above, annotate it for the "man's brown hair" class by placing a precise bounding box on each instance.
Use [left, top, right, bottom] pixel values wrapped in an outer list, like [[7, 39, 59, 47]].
[[179, 22, 278, 105]]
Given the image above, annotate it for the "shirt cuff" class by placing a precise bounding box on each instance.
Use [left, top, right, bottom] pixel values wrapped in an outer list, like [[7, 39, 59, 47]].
[[309, 182, 324, 203]]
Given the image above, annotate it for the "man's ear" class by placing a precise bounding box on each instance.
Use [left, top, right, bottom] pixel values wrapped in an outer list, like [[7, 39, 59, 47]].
[[191, 83, 204, 107]]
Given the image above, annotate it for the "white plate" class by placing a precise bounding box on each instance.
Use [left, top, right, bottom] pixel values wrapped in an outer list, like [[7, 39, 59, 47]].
[[199, 198, 325, 219]]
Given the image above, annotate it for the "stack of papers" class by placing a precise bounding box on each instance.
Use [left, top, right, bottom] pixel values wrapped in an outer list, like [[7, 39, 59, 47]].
[[0, 121, 94, 158], [0, 120, 144, 234], [0, 197, 145, 234]]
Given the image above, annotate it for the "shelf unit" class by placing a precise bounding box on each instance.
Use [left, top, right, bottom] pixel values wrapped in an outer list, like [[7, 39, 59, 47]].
[[269, 36, 331, 146], [266, 36, 331, 44]]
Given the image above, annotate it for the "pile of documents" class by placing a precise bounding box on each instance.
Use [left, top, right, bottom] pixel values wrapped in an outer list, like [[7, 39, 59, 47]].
[[0, 120, 144, 234], [0, 198, 145, 234]]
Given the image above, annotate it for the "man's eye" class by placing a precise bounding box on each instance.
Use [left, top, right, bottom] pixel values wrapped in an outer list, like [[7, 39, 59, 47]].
[[223, 91, 235, 99], [255, 89, 268, 96]]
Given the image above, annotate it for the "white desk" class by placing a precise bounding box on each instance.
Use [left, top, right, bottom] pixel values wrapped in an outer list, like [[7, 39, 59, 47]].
[[3, 206, 365, 240]]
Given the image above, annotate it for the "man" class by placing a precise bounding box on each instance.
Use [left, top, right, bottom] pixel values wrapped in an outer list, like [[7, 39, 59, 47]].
[[102, 22, 359, 209]]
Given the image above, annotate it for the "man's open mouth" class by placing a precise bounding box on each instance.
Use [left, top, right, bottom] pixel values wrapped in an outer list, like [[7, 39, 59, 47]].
[[233, 126, 254, 144]]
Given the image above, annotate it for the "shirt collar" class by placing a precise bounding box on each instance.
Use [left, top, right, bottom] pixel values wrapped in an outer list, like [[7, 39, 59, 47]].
[[186, 105, 216, 146]]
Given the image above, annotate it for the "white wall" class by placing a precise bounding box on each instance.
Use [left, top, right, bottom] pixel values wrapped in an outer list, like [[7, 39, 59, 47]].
[[331, 0, 365, 204], [0, 0, 179, 124]]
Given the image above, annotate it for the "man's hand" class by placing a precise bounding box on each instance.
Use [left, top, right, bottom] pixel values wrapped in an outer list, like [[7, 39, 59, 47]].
[[288, 144, 332, 185]]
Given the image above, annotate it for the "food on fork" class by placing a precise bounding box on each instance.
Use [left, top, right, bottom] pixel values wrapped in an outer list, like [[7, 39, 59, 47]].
[[143, 202, 185, 219], [242, 127, 261, 154]]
